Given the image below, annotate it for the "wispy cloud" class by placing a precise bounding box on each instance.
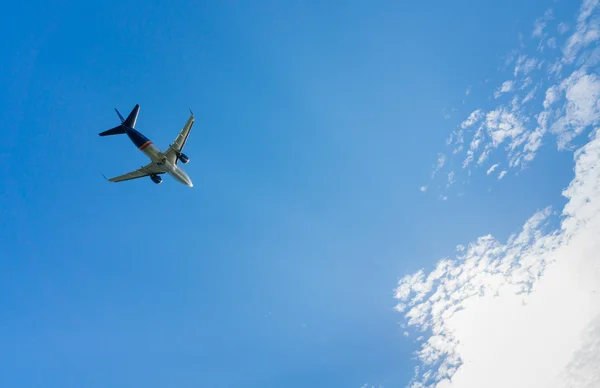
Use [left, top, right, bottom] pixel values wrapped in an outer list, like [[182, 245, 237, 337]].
[[425, 0, 600, 198], [532, 9, 554, 38], [563, 0, 600, 63], [396, 127, 600, 387], [558, 22, 571, 35], [460, 109, 484, 129], [446, 171, 455, 188], [432, 153, 447, 177], [461, 107, 529, 169], [437, 154, 446, 169], [521, 86, 537, 104], [494, 80, 515, 98], [486, 163, 499, 175]]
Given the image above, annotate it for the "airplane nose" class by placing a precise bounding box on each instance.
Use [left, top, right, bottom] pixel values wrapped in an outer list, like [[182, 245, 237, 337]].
[[174, 166, 193, 187], [184, 174, 193, 187]]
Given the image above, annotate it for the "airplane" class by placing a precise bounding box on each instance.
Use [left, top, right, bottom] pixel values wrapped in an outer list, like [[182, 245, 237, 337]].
[[99, 104, 194, 187]]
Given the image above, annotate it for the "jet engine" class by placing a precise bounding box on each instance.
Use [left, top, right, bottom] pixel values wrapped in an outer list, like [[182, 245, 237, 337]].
[[178, 153, 190, 164], [150, 174, 162, 184]]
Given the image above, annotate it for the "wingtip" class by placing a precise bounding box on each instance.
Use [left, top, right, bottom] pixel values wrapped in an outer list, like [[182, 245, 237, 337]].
[[189, 108, 194, 116]]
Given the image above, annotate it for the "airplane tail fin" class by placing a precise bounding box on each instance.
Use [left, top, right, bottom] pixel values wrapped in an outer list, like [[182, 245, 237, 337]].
[[99, 125, 127, 136], [99, 104, 140, 136], [122, 104, 140, 128]]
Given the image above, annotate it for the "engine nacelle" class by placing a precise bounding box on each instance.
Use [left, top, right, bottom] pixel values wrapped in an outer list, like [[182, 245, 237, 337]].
[[178, 153, 190, 164], [150, 174, 162, 184]]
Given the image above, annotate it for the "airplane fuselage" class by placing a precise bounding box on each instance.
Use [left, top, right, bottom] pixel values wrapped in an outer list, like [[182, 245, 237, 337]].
[[126, 127, 193, 187]]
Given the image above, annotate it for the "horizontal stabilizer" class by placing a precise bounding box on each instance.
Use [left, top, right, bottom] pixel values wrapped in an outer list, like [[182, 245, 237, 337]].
[[99, 125, 127, 136]]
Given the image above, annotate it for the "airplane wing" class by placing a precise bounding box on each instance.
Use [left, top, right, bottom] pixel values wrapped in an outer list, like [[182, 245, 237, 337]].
[[105, 161, 166, 183], [164, 113, 195, 164]]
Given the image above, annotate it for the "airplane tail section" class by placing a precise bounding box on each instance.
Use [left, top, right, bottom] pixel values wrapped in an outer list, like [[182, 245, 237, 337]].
[[99, 104, 140, 136], [99, 125, 127, 136], [122, 104, 140, 128]]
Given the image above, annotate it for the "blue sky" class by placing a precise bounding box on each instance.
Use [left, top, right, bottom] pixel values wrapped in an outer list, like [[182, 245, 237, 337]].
[[1, 0, 598, 387]]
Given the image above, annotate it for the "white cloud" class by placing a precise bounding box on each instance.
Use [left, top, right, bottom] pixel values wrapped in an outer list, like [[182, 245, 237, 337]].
[[522, 87, 537, 104], [520, 112, 548, 162], [396, 127, 600, 387], [466, 86, 472, 96], [462, 126, 485, 168], [548, 60, 563, 78], [424, 0, 600, 206], [425, 0, 600, 195], [486, 164, 499, 175], [461, 107, 530, 169], [533, 18, 547, 38], [563, 0, 600, 63], [514, 55, 527, 76], [447, 171, 455, 188], [463, 107, 530, 168], [550, 70, 600, 149], [447, 127, 467, 155], [461, 109, 484, 129], [532, 9, 554, 38], [520, 76, 533, 90], [515, 56, 541, 77], [580, 46, 600, 68], [558, 22, 571, 35], [522, 58, 539, 75], [485, 108, 527, 148], [494, 80, 515, 98], [533, 20, 546, 38], [404, 4, 600, 382], [543, 85, 560, 109], [421, 186, 428, 192], [437, 154, 446, 170]]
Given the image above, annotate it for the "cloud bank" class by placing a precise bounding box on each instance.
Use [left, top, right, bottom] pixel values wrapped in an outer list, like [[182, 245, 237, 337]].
[[400, 1, 600, 386], [397, 126, 600, 387]]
